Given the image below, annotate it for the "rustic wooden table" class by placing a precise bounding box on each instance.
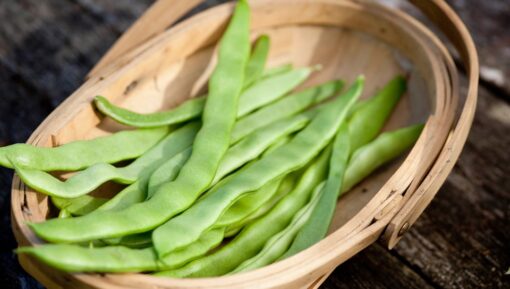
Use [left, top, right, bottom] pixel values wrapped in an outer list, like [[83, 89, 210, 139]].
[[0, 1, 508, 288]]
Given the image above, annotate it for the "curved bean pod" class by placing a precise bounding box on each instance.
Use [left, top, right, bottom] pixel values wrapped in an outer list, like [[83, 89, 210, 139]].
[[146, 148, 192, 197], [261, 64, 293, 78], [28, 0, 251, 243], [17, 228, 223, 273], [280, 123, 350, 258], [342, 123, 424, 192], [243, 35, 270, 88], [156, 148, 331, 277], [216, 138, 295, 229], [211, 114, 308, 185], [215, 177, 283, 228], [95, 95, 205, 129], [236, 67, 312, 116], [348, 75, 406, 152], [13, 123, 199, 198], [231, 80, 343, 142], [109, 134, 294, 247], [224, 172, 297, 237], [232, 182, 324, 273], [152, 78, 363, 258], [0, 127, 169, 171], [280, 77, 406, 257], [93, 48, 304, 129], [51, 195, 108, 216]]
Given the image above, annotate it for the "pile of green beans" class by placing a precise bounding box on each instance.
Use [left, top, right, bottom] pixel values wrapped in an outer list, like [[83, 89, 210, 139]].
[[7, 0, 424, 277]]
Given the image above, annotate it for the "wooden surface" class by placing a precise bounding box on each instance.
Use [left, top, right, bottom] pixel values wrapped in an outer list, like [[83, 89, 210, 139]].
[[0, 0, 507, 288]]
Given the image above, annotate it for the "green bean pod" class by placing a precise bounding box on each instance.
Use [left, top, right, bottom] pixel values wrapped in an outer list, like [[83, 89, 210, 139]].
[[152, 77, 363, 258], [348, 75, 406, 152], [280, 77, 407, 257], [93, 34, 269, 129], [155, 148, 331, 278], [232, 181, 324, 273], [231, 80, 343, 143], [28, 0, 251, 243], [211, 114, 308, 185], [94, 66, 307, 129], [0, 127, 169, 171], [224, 172, 297, 237], [212, 135, 294, 230], [244, 35, 270, 88], [215, 177, 283, 228], [17, 228, 223, 273], [146, 148, 192, 197], [236, 67, 312, 116], [12, 123, 199, 198], [93, 53, 308, 130], [261, 64, 293, 78], [280, 123, 350, 258], [342, 124, 424, 192], [51, 195, 108, 216]]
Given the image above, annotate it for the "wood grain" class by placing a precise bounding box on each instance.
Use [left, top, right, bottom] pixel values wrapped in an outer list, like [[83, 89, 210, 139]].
[[0, 0, 118, 103], [393, 81, 510, 289], [447, 0, 510, 96]]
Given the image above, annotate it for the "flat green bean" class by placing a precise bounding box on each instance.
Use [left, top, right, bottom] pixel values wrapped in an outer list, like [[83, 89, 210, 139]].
[[17, 228, 224, 273], [0, 127, 169, 171], [152, 77, 363, 258], [224, 171, 297, 237], [28, 0, 251, 243], [47, 132, 194, 216], [281, 77, 406, 257], [211, 114, 308, 185], [12, 123, 199, 198], [342, 124, 424, 192], [261, 64, 293, 78], [232, 181, 324, 273], [146, 148, 192, 197], [231, 80, 343, 143], [51, 195, 108, 216], [156, 148, 331, 277], [236, 67, 312, 116], [215, 177, 283, 228], [244, 35, 270, 88], [280, 123, 350, 258], [93, 52, 306, 129], [348, 75, 406, 152]]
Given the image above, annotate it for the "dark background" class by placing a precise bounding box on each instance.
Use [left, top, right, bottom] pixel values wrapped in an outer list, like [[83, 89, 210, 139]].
[[0, 1, 508, 288]]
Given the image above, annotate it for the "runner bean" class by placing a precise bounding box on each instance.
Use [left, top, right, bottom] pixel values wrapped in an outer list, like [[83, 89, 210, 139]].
[[12, 122, 199, 198], [342, 123, 424, 192], [155, 148, 331, 277], [232, 181, 324, 273], [244, 35, 270, 88], [152, 77, 363, 258], [231, 80, 343, 142], [28, 0, 251, 243], [0, 127, 169, 171]]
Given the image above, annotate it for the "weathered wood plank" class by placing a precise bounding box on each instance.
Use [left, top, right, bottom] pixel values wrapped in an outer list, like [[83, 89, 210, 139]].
[[392, 81, 510, 289], [321, 244, 435, 289], [0, 66, 53, 144], [0, 0, 119, 104], [447, 0, 510, 96], [71, 0, 153, 32], [0, 63, 50, 288]]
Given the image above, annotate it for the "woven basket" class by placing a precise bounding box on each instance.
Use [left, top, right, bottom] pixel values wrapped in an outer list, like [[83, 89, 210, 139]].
[[11, 0, 478, 288]]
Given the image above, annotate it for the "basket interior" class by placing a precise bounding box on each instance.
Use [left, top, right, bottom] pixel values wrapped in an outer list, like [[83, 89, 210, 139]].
[[41, 24, 432, 234]]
